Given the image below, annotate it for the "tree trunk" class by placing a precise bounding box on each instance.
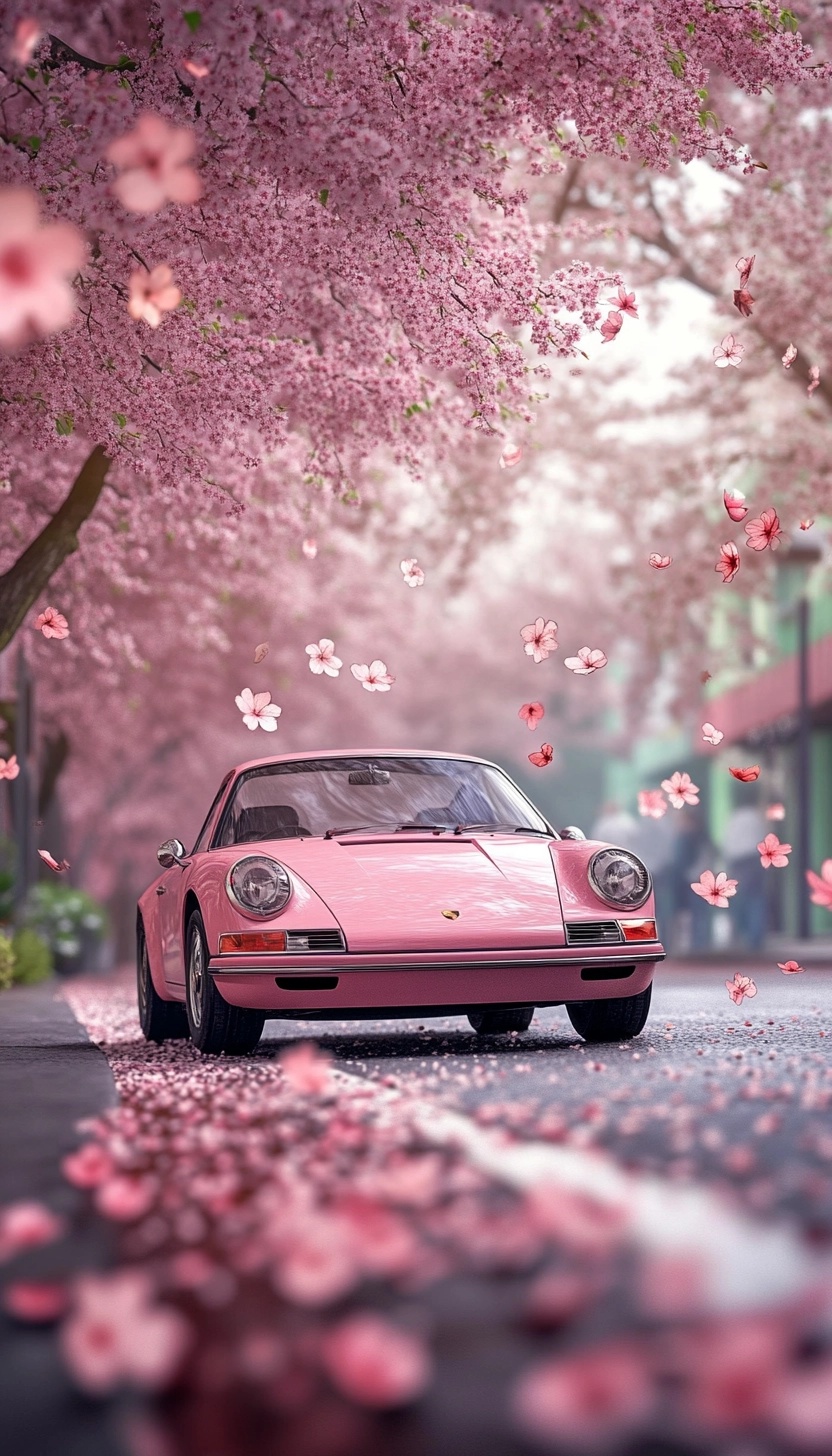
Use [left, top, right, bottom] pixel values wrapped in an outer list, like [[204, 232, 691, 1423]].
[[0, 445, 111, 652]]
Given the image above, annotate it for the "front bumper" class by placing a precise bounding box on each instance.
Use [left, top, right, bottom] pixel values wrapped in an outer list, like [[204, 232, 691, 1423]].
[[209, 942, 664, 1015]]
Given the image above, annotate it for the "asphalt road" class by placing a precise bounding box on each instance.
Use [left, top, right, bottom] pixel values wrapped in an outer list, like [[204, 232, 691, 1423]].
[[2, 962, 831, 1456], [261, 962, 832, 1238]]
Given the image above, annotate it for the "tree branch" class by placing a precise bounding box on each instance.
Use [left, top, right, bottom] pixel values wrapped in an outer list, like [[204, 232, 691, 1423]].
[[0, 445, 111, 653]]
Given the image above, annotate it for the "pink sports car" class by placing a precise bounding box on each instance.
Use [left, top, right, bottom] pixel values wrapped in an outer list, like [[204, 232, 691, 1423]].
[[137, 751, 664, 1055]]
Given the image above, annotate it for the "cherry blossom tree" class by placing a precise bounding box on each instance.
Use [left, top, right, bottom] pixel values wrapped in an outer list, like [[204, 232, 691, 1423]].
[[0, 0, 821, 653]]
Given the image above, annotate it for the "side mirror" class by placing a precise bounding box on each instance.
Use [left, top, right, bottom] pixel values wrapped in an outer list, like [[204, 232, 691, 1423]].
[[558, 825, 586, 841], [157, 838, 187, 869]]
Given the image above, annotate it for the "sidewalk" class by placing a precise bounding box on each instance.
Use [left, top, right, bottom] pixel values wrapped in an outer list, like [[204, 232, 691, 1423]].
[[0, 980, 124, 1456]]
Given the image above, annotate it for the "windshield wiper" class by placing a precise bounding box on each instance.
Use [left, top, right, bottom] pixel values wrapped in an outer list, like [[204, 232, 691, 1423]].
[[453, 822, 554, 837], [324, 824, 399, 840]]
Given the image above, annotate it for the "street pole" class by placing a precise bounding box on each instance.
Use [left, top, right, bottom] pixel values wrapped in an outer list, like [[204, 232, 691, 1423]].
[[11, 646, 34, 924], [796, 594, 811, 941]]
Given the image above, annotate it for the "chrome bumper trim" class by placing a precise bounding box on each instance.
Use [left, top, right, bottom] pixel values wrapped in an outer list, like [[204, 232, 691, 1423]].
[[210, 947, 665, 975]]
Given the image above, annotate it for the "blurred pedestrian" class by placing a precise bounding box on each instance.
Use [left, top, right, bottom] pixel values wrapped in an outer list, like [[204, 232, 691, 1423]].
[[673, 806, 716, 954], [723, 800, 768, 952]]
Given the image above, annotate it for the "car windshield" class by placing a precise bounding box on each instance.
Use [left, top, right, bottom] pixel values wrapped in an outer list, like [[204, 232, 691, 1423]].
[[213, 756, 551, 846]]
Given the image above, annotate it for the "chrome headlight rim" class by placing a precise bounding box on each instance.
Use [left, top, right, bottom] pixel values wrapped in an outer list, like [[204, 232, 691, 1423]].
[[588, 847, 652, 910], [225, 855, 292, 918]]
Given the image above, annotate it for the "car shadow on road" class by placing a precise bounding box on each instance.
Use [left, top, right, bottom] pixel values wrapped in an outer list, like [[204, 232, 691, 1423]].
[[258, 1015, 581, 1064]]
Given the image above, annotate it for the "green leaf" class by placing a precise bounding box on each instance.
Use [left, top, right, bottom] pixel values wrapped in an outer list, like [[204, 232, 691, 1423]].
[[318, 188, 329, 206], [55, 412, 74, 436], [404, 402, 423, 417], [26, 136, 41, 156], [668, 49, 686, 79], [780, 8, 799, 30], [183, 10, 202, 32], [615, 132, 627, 148], [113, 412, 127, 429]]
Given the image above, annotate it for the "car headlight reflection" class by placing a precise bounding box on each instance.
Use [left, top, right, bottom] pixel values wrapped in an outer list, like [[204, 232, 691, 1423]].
[[589, 848, 651, 908], [226, 856, 291, 917]]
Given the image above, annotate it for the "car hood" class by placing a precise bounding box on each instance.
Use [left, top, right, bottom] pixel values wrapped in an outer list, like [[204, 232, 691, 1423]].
[[268, 835, 566, 952]]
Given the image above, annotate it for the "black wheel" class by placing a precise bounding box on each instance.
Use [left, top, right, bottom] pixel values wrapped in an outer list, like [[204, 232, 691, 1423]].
[[468, 1006, 535, 1035], [185, 909, 264, 1056], [566, 984, 652, 1043], [137, 922, 188, 1043]]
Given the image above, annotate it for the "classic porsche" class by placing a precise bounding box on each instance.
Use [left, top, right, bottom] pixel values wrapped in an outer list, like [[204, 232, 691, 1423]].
[[137, 750, 664, 1055]]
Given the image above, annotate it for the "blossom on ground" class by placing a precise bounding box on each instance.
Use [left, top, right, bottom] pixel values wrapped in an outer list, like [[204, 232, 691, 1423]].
[[519, 702, 545, 730], [528, 743, 553, 768], [723, 488, 748, 522], [3, 1281, 68, 1322], [729, 764, 760, 782], [607, 287, 638, 317], [10, 19, 42, 64], [38, 849, 70, 872], [305, 639, 342, 677], [661, 771, 699, 808], [0, 756, 19, 780], [564, 647, 608, 675], [702, 723, 724, 746], [400, 558, 425, 587], [34, 606, 70, 638], [744, 508, 783, 551], [766, 803, 786, 820], [807, 860, 832, 910], [253, 642, 269, 663], [94, 1175, 157, 1222], [638, 789, 667, 819], [808, 364, 820, 396], [60, 1269, 191, 1394], [648, 553, 671, 568], [0, 1201, 65, 1262], [714, 333, 744, 367], [782, 343, 797, 368], [350, 660, 395, 692], [279, 1042, 333, 1095], [758, 833, 791, 868], [320, 1314, 432, 1408], [512, 1342, 654, 1448], [107, 114, 202, 214], [726, 971, 757, 1004], [716, 543, 740, 583], [0, 188, 86, 350], [127, 265, 181, 327], [521, 618, 558, 663], [235, 688, 282, 730], [499, 441, 522, 469], [61, 1144, 115, 1189], [691, 870, 738, 907], [301, 538, 318, 559], [600, 309, 623, 343], [777, 960, 804, 975]]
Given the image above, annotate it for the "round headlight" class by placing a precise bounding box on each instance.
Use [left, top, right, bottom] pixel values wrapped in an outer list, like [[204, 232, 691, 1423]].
[[226, 856, 291, 917], [589, 848, 651, 908]]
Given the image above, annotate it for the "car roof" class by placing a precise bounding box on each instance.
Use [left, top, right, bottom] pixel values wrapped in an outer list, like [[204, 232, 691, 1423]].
[[232, 749, 502, 775]]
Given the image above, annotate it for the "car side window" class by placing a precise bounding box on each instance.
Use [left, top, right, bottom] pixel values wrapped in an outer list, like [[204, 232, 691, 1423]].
[[191, 775, 234, 854]]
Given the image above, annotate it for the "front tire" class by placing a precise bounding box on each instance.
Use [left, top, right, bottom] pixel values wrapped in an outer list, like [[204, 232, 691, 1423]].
[[566, 984, 652, 1043], [137, 923, 188, 1043], [468, 1006, 535, 1036], [185, 909, 264, 1056]]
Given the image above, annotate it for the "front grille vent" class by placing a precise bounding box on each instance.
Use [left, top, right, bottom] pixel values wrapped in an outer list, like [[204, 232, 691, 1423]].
[[565, 921, 622, 946], [285, 929, 345, 953]]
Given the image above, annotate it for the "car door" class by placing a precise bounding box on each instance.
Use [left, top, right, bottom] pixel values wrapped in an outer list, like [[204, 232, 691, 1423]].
[[159, 773, 235, 989]]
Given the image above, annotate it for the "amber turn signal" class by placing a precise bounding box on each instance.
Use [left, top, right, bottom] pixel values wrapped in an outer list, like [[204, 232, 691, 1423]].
[[218, 931, 287, 954], [618, 919, 657, 942]]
